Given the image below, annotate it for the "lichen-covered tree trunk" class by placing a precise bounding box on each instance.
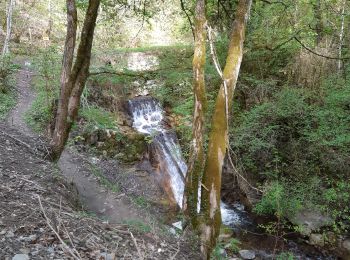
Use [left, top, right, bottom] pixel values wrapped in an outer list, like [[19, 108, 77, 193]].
[[49, 0, 100, 161], [2, 0, 15, 56], [199, 0, 252, 258], [183, 0, 207, 228]]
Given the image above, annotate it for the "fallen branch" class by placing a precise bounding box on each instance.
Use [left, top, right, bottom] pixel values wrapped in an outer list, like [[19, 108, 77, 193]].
[[129, 231, 144, 260], [37, 195, 82, 260]]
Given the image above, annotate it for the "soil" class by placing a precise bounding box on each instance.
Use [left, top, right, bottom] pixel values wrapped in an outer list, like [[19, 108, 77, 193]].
[[0, 59, 200, 259]]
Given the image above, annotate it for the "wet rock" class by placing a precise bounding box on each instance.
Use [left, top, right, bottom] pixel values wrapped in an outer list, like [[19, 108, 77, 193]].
[[12, 254, 29, 260], [309, 233, 324, 247], [239, 250, 256, 259], [289, 209, 332, 236]]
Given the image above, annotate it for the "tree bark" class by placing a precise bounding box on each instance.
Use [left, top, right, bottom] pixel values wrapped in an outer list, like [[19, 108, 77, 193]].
[[49, 0, 77, 160], [183, 0, 207, 228], [68, 0, 101, 123], [338, 0, 346, 73], [314, 0, 323, 46], [199, 0, 251, 258], [2, 0, 14, 56], [49, 0, 100, 161]]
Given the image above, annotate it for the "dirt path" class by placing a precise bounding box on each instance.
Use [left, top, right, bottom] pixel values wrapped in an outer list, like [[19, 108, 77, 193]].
[[6, 59, 141, 224]]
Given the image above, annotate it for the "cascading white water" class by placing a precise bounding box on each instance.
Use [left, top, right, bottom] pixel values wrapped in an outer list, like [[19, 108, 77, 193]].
[[128, 96, 241, 225]]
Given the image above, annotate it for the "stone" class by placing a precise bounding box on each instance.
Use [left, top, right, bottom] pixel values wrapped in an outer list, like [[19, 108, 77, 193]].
[[289, 209, 332, 236], [12, 254, 29, 260], [309, 233, 324, 247], [219, 248, 227, 258], [342, 239, 350, 253], [19, 249, 30, 254], [239, 250, 256, 259], [6, 231, 15, 238], [20, 234, 37, 242], [99, 252, 115, 260], [172, 221, 182, 230]]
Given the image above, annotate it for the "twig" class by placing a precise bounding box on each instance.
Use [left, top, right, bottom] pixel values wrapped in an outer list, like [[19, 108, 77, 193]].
[[17, 177, 46, 192], [37, 195, 82, 260], [180, 0, 195, 40], [129, 230, 144, 260], [0, 130, 38, 155]]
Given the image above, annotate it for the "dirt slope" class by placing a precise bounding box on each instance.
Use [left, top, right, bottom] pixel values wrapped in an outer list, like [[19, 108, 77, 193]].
[[0, 60, 199, 259]]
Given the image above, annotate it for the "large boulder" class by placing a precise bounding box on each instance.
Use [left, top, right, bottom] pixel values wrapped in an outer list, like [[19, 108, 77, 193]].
[[289, 208, 333, 236]]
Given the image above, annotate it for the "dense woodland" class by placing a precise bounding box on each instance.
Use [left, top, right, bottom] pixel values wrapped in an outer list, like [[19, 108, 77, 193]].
[[0, 0, 350, 259]]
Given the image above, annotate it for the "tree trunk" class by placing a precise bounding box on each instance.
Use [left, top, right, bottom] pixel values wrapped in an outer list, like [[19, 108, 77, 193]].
[[183, 0, 207, 228], [68, 0, 101, 123], [49, 0, 101, 161], [314, 0, 323, 46], [338, 0, 346, 73], [2, 0, 14, 56], [199, 0, 252, 258]]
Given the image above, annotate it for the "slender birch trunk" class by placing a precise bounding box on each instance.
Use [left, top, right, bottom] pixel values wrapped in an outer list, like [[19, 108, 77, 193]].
[[338, 0, 346, 73], [183, 0, 207, 228], [2, 0, 15, 56], [199, 0, 252, 258]]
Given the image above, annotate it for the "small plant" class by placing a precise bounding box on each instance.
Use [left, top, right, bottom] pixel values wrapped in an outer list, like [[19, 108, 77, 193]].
[[80, 106, 117, 132], [132, 196, 149, 209], [226, 238, 240, 253], [124, 219, 151, 233], [276, 252, 295, 260], [89, 164, 119, 193]]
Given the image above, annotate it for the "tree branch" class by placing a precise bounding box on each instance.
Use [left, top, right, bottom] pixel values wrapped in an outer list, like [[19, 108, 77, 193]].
[[180, 0, 195, 40], [294, 37, 350, 60]]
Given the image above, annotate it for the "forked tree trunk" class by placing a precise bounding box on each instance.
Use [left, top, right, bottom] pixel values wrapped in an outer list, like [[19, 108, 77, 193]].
[[2, 0, 15, 56], [183, 0, 207, 228], [199, 0, 252, 258], [49, 0, 77, 160], [49, 0, 101, 161]]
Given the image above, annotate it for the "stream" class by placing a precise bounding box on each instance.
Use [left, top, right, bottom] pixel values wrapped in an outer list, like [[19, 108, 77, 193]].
[[128, 95, 337, 260]]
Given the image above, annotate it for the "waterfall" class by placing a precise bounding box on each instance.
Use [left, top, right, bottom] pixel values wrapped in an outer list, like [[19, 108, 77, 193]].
[[128, 96, 241, 226]]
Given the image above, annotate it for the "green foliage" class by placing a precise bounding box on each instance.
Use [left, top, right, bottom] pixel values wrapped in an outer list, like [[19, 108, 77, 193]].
[[0, 91, 16, 119], [89, 164, 119, 193], [25, 90, 52, 132], [276, 252, 295, 260], [0, 55, 19, 93], [233, 78, 350, 231], [124, 219, 152, 233], [0, 56, 17, 119], [132, 196, 150, 209], [80, 106, 117, 132], [26, 46, 61, 132]]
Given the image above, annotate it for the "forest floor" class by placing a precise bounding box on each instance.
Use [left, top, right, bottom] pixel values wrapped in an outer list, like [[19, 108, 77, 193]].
[[0, 60, 200, 259]]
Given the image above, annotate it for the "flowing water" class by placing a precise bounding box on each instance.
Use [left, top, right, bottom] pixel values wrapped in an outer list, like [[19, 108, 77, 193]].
[[128, 95, 338, 259], [128, 96, 245, 226]]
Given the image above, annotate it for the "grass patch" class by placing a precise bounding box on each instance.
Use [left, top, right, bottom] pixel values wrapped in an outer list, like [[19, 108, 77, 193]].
[[123, 219, 152, 233], [89, 164, 120, 193], [0, 91, 16, 119], [132, 195, 150, 209], [80, 106, 118, 132]]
